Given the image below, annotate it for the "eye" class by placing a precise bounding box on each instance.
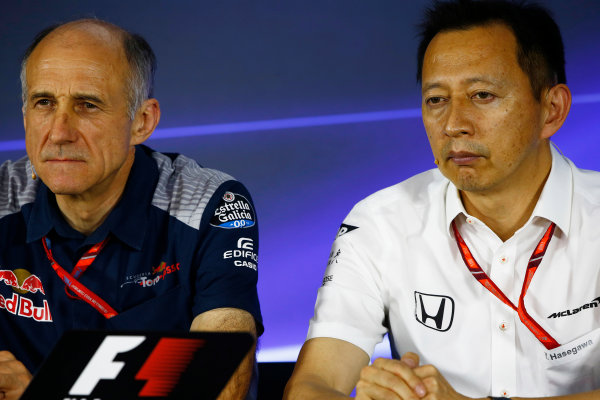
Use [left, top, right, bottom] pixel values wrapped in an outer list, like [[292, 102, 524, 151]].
[[425, 96, 445, 106], [34, 99, 52, 107], [472, 91, 495, 101], [77, 101, 101, 112]]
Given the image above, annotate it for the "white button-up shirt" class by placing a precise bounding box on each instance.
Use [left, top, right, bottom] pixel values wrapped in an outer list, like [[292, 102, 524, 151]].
[[308, 145, 600, 396]]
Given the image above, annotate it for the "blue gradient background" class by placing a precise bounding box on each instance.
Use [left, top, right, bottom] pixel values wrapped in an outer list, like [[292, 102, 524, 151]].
[[1, 1, 599, 361]]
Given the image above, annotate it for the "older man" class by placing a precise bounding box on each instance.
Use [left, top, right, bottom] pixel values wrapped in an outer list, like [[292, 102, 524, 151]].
[[285, 1, 600, 399], [0, 19, 261, 400]]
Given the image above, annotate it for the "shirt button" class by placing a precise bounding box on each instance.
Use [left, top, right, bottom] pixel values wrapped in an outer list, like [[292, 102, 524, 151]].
[[499, 321, 509, 331], [466, 218, 474, 224], [499, 255, 508, 264], [501, 390, 510, 397]]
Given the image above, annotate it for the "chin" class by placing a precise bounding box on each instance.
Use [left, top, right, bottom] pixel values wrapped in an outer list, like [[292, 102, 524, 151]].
[[40, 178, 87, 196], [453, 177, 492, 193], [444, 170, 489, 193]]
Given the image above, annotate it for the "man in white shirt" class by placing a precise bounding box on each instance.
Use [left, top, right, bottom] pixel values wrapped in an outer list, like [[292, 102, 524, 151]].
[[285, 0, 600, 399]]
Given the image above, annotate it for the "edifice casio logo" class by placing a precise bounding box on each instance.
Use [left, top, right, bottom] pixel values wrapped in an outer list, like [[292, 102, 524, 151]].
[[414, 291, 455, 332], [223, 237, 257, 271]]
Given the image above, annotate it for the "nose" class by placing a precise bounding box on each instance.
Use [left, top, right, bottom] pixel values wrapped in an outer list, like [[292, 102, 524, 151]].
[[48, 107, 78, 144], [443, 98, 473, 137]]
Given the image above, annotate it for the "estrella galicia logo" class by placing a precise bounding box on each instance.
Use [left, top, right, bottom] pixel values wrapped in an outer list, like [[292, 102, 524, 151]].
[[336, 224, 358, 238], [414, 291, 455, 332], [210, 192, 256, 229]]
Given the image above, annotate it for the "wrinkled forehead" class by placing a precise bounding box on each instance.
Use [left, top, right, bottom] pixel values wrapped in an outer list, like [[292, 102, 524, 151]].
[[23, 22, 131, 104], [28, 21, 127, 71]]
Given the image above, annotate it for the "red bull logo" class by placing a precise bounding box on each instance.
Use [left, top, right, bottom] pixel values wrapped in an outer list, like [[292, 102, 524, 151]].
[[21, 274, 45, 295], [0, 269, 46, 295], [0, 269, 52, 322], [0, 293, 52, 322], [0, 270, 19, 289]]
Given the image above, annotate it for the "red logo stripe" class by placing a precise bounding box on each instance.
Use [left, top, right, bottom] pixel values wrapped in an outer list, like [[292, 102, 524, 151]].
[[136, 338, 205, 397]]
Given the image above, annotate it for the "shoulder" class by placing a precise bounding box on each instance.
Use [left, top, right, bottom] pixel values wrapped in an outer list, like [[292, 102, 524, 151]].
[[349, 168, 448, 224], [568, 158, 600, 208], [149, 150, 239, 229], [0, 155, 39, 218], [152, 150, 235, 189], [335, 168, 448, 256]]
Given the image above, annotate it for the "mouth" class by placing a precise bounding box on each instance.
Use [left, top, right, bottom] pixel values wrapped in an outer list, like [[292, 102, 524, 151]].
[[44, 158, 85, 165], [447, 151, 482, 166]]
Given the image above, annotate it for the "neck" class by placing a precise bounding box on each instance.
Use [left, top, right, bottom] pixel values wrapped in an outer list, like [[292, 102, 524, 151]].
[[55, 149, 135, 236], [460, 145, 552, 242]]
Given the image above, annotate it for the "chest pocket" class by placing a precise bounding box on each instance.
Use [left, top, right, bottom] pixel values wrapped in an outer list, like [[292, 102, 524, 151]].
[[106, 285, 190, 330], [540, 327, 600, 394]]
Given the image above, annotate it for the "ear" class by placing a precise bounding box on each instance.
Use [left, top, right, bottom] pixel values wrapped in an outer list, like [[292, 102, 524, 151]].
[[130, 98, 161, 145], [539, 83, 571, 140]]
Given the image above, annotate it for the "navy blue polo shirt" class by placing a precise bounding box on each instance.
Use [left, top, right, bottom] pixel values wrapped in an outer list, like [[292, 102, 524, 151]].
[[0, 145, 262, 373]]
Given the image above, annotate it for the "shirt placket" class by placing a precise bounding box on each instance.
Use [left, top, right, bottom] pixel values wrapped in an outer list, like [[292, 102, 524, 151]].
[[489, 242, 517, 397]]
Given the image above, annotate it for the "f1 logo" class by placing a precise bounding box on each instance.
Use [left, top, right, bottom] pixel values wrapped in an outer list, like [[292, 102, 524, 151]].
[[69, 335, 205, 397], [414, 291, 455, 332], [237, 237, 254, 251], [69, 336, 145, 395]]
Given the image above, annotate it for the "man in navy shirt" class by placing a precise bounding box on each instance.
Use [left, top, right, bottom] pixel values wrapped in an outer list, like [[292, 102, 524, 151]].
[[0, 19, 262, 400]]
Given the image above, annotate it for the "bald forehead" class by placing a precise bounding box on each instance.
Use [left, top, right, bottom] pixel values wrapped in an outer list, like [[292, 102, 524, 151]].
[[23, 20, 132, 106], [36, 20, 126, 58]]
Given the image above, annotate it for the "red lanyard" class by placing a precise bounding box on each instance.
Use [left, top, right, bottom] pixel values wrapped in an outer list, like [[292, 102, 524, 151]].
[[451, 220, 559, 350], [42, 236, 118, 319]]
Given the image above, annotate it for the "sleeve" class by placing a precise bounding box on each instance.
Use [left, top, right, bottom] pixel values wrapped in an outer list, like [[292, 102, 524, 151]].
[[307, 205, 388, 357], [192, 179, 263, 335]]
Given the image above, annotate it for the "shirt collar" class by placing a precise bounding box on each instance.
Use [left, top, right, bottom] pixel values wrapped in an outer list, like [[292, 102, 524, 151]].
[[444, 179, 464, 237], [26, 145, 158, 249], [529, 144, 572, 236], [444, 143, 573, 237]]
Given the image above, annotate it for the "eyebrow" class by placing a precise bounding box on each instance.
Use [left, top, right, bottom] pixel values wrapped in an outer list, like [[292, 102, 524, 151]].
[[28, 92, 105, 105], [73, 94, 105, 105], [29, 91, 54, 101], [422, 77, 503, 93], [421, 83, 443, 93], [465, 76, 502, 86]]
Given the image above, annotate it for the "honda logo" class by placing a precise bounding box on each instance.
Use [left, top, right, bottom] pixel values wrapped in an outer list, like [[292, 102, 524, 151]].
[[414, 291, 455, 332]]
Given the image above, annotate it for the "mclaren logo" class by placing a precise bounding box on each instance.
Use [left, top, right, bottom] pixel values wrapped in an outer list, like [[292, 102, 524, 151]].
[[414, 291, 455, 332], [547, 296, 600, 319]]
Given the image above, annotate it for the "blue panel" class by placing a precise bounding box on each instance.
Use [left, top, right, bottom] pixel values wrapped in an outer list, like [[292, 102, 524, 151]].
[[0, 1, 599, 363]]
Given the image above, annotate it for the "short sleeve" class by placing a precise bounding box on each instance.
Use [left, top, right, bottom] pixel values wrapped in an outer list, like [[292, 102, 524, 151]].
[[307, 206, 387, 357], [192, 180, 263, 335]]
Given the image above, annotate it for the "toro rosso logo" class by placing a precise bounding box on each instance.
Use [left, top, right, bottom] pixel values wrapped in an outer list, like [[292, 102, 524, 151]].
[[0, 269, 52, 322]]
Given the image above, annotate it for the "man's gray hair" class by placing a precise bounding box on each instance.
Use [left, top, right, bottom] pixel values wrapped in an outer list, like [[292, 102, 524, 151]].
[[20, 19, 156, 120]]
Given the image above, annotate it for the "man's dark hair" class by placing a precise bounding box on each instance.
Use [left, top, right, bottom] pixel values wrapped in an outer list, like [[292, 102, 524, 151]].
[[416, 0, 566, 100], [20, 19, 156, 120]]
